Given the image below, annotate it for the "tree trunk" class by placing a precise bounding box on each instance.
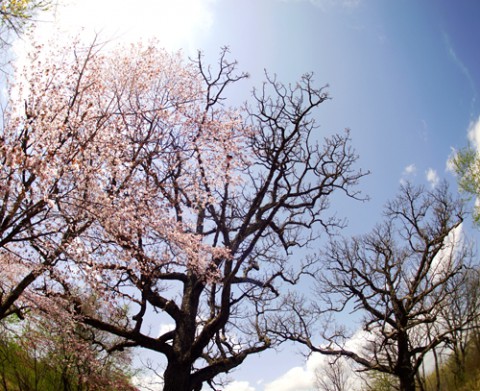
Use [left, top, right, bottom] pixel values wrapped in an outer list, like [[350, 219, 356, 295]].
[[163, 361, 192, 391], [397, 351, 416, 391], [432, 346, 441, 391], [398, 371, 416, 391]]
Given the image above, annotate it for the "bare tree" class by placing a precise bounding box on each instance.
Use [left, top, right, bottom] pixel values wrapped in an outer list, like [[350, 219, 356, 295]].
[[315, 356, 349, 391], [276, 182, 473, 391]]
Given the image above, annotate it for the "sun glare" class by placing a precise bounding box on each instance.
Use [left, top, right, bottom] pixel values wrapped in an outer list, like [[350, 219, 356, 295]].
[[44, 0, 215, 52]]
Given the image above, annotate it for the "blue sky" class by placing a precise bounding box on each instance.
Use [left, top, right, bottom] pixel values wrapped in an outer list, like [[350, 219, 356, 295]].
[[29, 0, 480, 389], [192, 2, 480, 389], [200, 0, 479, 231]]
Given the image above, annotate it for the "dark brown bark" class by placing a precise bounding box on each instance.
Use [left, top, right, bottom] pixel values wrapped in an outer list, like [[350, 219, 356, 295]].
[[399, 374, 416, 391], [163, 360, 193, 391], [397, 356, 416, 391]]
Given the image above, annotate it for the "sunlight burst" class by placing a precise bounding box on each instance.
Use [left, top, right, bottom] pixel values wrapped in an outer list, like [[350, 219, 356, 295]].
[[44, 0, 215, 51]]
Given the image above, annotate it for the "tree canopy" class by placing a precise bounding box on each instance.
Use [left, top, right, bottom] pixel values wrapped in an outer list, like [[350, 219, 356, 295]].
[[0, 37, 367, 390], [453, 147, 480, 222]]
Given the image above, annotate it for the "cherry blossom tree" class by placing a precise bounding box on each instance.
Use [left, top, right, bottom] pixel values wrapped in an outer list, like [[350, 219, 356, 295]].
[[3, 36, 367, 391], [0, 37, 109, 321]]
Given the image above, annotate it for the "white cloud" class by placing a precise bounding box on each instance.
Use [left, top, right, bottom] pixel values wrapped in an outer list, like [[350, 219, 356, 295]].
[[467, 116, 480, 152], [264, 347, 364, 391], [159, 323, 175, 337], [400, 163, 416, 185], [431, 223, 464, 283], [403, 164, 416, 175], [426, 168, 439, 188], [446, 147, 458, 173], [264, 364, 316, 391], [263, 352, 326, 391], [224, 381, 256, 391]]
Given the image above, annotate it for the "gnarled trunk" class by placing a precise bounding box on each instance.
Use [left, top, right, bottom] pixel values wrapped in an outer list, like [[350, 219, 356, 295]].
[[163, 360, 192, 391]]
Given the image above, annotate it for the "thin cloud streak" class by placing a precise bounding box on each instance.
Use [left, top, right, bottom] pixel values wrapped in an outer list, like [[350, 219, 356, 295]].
[[443, 31, 478, 118]]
